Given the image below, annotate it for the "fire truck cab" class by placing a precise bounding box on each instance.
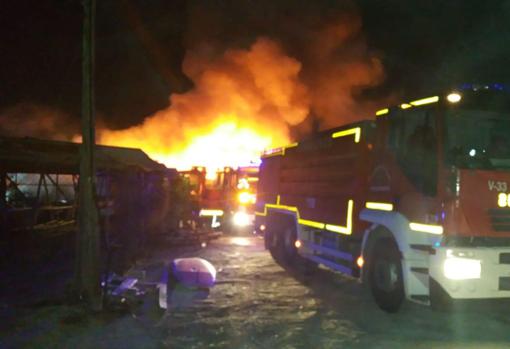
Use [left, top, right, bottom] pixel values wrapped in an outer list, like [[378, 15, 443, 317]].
[[183, 166, 258, 232], [255, 85, 510, 312]]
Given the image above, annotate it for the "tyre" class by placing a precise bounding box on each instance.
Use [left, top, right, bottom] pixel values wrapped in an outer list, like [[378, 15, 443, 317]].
[[281, 227, 298, 262], [280, 226, 318, 274], [265, 229, 283, 261], [369, 238, 405, 313]]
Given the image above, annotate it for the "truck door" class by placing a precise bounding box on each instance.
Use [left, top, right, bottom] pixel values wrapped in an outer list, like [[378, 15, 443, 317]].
[[387, 108, 439, 197]]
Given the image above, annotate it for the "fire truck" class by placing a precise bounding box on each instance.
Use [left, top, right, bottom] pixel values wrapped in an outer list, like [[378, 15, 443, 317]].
[[182, 166, 258, 231], [254, 85, 510, 312]]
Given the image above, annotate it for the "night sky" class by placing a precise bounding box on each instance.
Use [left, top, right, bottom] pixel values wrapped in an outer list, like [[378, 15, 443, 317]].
[[1, 0, 510, 138]]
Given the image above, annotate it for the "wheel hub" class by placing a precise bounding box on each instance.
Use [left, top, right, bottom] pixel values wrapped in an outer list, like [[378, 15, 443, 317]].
[[374, 258, 398, 292]]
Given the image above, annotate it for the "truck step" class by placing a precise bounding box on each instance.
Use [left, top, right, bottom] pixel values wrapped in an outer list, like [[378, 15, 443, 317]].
[[307, 255, 352, 276], [410, 294, 430, 304], [303, 241, 353, 261], [410, 244, 435, 254], [411, 267, 429, 274]]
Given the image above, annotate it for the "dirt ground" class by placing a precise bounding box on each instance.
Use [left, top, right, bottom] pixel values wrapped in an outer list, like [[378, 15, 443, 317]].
[[2, 235, 510, 349]]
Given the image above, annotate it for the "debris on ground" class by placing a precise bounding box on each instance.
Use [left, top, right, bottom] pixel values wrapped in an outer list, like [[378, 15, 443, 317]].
[[158, 257, 217, 310]]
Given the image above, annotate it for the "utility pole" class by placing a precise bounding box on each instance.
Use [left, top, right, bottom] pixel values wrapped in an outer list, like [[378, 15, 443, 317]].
[[0, 171, 6, 235], [75, 0, 102, 311]]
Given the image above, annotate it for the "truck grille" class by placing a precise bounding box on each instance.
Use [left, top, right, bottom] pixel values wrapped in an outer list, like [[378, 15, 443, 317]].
[[488, 208, 510, 232], [500, 253, 510, 264], [499, 277, 510, 291]]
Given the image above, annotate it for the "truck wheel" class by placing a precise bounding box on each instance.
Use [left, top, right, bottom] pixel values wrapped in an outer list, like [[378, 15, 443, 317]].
[[266, 230, 283, 261], [282, 227, 298, 262], [369, 239, 404, 313], [281, 227, 318, 273]]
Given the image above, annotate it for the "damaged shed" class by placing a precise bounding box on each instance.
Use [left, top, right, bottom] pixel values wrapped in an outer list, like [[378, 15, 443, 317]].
[[0, 136, 174, 271]]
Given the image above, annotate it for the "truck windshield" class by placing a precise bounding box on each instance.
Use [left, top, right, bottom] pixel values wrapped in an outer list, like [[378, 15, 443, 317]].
[[444, 109, 510, 170]]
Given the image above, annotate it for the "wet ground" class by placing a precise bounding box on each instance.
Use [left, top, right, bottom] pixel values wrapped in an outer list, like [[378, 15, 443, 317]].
[[2, 235, 510, 348]]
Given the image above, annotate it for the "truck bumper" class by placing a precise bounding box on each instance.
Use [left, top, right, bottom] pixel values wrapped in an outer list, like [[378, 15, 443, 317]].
[[429, 246, 510, 299]]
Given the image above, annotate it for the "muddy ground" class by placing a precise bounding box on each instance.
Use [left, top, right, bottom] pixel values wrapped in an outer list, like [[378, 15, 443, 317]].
[[2, 235, 510, 348]]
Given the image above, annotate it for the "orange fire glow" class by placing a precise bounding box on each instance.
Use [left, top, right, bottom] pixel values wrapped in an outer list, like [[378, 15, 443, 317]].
[[98, 38, 308, 172], [150, 121, 274, 172]]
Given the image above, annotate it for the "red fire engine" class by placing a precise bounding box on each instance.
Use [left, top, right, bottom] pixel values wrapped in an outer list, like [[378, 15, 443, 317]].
[[182, 166, 258, 231], [255, 85, 510, 312]]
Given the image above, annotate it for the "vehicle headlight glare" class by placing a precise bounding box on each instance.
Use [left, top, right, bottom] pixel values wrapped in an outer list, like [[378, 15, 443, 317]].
[[447, 92, 462, 103], [443, 255, 481, 280], [233, 211, 251, 227]]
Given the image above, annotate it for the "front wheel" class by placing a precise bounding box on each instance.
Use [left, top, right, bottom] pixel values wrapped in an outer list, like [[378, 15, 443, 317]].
[[369, 239, 405, 313]]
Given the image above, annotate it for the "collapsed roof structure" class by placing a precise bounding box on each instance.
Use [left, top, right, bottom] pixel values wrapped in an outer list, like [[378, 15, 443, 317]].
[[0, 136, 166, 174]]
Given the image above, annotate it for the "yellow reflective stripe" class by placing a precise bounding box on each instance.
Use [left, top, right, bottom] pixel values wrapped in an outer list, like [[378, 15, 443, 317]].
[[376, 108, 389, 116], [261, 150, 284, 158], [255, 195, 280, 216], [268, 199, 353, 235], [409, 96, 439, 106], [299, 219, 325, 229], [261, 142, 300, 158], [331, 127, 361, 143], [285, 142, 299, 150], [266, 203, 298, 213], [257, 197, 354, 235], [409, 222, 443, 235], [324, 200, 353, 235], [365, 202, 393, 211]]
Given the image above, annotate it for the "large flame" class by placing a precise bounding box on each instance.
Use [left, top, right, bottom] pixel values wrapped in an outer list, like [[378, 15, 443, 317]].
[[98, 38, 308, 171], [1, 11, 388, 162], [148, 120, 273, 171]]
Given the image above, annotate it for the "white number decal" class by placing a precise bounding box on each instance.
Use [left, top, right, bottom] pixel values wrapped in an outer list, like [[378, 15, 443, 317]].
[[488, 180, 508, 192], [498, 193, 510, 208]]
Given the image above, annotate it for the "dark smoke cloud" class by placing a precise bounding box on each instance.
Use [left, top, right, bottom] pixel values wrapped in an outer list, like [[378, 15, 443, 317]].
[[1, 0, 392, 151], [182, 0, 389, 132], [0, 103, 80, 141]]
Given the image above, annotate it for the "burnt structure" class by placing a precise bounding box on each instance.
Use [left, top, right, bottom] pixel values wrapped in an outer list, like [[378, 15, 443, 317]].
[[0, 136, 175, 272]]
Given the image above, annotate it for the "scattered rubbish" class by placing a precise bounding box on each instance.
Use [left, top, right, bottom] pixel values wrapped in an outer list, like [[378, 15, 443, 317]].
[[111, 277, 138, 296], [104, 273, 146, 309]]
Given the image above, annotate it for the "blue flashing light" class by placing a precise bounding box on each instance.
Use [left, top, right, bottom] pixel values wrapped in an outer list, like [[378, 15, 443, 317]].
[[457, 83, 508, 92], [491, 83, 505, 90], [459, 83, 473, 90], [434, 241, 441, 248]]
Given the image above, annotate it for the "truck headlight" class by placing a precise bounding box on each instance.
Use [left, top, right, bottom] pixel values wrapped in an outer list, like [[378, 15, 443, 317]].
[[233, 211, 251, 227], [443, 250, 481, 280], [238, 192, 256, 204]]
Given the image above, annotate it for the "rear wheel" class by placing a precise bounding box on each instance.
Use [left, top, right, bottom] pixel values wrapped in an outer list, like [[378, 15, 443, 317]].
[[282, 227, 298, 262], [265, 229, 283, 261], [369, 239, 405, 313], [280, 226, 317, 273]]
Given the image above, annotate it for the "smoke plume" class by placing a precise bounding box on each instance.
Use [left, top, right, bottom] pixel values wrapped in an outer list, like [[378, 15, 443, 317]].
[[0, 103, 80, 141], [303, 15, 385, 129], [99, 38, 309, 169]]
